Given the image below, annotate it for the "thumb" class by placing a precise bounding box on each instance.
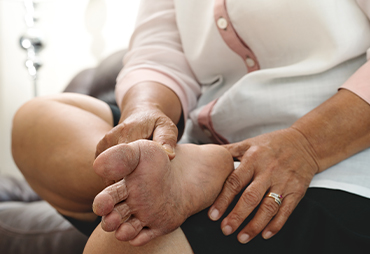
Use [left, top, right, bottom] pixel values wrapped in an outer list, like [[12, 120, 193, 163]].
[[162, 144, 176, 160], [152, 122, 178, 160]]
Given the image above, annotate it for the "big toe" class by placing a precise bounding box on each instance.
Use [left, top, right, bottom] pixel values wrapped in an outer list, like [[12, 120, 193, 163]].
[[93, 142, 140, 180]]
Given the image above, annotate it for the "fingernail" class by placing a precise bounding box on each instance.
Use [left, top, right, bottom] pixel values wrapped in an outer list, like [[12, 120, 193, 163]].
[[209, 209, 219, 221], [239, 234, 250, 244], [263, 231, 273, 239], [222, 225, 233, 236], [162, 144, 175, 156]]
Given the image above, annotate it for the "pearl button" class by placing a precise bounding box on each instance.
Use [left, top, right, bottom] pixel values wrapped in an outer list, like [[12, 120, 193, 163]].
[[246, 57, 255, 67], [217, 17, 228, 30], [203, 128, 213, 138]]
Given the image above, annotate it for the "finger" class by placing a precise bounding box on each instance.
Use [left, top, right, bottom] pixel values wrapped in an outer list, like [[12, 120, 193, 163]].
[[262, 193, 302, 240], [220, 179, 270, 236], [117, 122, 153, 144], [152, 118, 178, 160], [115, 217, 143, 242], [208, 162, 254, 221], [95, 126, 121, 158], [95, 121, 152, 158], [93, 142, 140, 180], [237, 191, 281, 244], [93, 179, 128, 216], [95, 137, 109, 158], [222, 141, 250, 159], [101, 203, 131, 232], [129, 228, 158, 247]]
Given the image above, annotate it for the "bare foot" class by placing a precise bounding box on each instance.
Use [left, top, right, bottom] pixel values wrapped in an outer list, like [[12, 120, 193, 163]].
[[92, 140, 234, 246]]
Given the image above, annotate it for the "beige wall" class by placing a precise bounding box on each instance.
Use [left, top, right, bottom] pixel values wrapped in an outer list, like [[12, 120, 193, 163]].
[[0, 0, 140, 178]]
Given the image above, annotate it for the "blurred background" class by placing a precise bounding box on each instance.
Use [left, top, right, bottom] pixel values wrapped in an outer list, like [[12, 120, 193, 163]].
[[0, 0, 140, 178]]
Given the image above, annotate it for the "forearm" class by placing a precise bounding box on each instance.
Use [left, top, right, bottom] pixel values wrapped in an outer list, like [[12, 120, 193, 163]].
[[292, 88, 370, 173], [119, 81, 183, 126]]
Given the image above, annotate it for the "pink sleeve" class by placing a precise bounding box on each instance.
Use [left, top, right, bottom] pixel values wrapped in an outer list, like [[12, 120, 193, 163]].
[[340, 60, 370, 104], [340, 1, 370, 104], [115, 0, 201, 120]]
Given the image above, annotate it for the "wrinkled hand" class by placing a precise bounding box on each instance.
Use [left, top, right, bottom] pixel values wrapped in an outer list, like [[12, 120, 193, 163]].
[[208, 127, 319, 243], [95, 105, 178, 187], [96, 104, 178, 159]]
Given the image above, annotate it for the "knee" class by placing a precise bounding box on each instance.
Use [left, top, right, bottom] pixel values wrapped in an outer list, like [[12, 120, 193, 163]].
[[12, 94, 70, 137], [12, 96, 48, 138], [11, 96, 56, 165]]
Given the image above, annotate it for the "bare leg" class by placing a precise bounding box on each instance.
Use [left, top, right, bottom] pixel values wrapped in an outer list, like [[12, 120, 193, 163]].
[[84, 226, 193, 254], [12, 93, 111, 220], [92, 140, 234, 246]]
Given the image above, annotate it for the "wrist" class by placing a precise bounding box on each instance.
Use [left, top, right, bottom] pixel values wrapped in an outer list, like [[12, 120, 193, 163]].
[[286, 127, 321, 174], [290, 89, 370, 172], [119, 82, 182, 124], [284, 127, 320, 174]]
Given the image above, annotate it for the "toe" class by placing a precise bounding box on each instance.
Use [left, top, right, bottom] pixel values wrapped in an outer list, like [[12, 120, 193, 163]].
[[101, 211, 122, 232], [93, 179, 128, 216], [115, 217, 143, 242], [93, 142, 140, 181], [101, 203, 131, 231], [129, 228, 158, 246]]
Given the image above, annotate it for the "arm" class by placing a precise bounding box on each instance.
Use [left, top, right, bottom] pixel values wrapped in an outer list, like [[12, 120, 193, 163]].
[[114, 81, 183, 157], [303, 50, 370, 171], [96, 0, 201, 158], [293, 88, 370, 172], [210, 62, 370, 243]]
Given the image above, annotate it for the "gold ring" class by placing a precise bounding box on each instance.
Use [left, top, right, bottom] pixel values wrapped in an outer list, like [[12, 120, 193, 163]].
[[267, 192, 282, 206]]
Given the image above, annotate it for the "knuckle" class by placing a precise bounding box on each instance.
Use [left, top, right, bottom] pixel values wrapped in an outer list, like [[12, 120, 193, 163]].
[[214, 193, 233, 211], [241, 189, 261, 207], [131, 218, 144, 232], [140, 128, 153, 140], [156, 121, 178, 137], [159, 117, 178, 131], [166, 119, 177, 129], [279, 205, 294, 218], [103, 130, 117, 144], [245, 146, 260, 159], [228, 212, 245, 225], [261, 200, 279, 216], [225, 173, 243, 194], [115, 203, 130, 217], [98, 135, 109, 147], [115, 181, 128, 200], [248, 220, 265, 235]]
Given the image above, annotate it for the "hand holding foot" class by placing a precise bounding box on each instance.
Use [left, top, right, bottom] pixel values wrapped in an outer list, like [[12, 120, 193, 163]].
[[92, 140, 234, 246]]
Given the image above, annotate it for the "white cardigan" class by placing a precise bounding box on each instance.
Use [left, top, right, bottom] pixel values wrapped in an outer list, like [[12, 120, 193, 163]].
[[116, 0, 370, 199]]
